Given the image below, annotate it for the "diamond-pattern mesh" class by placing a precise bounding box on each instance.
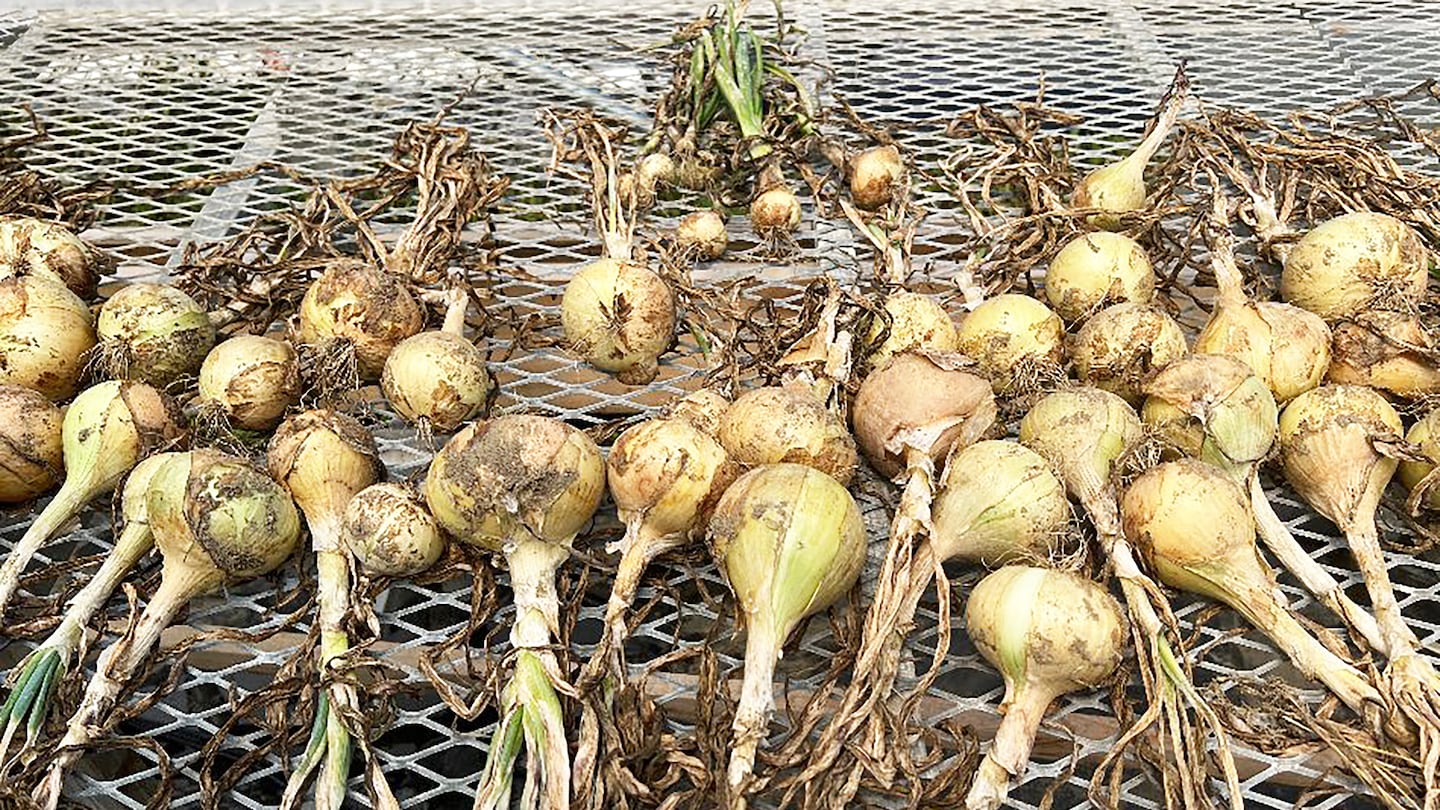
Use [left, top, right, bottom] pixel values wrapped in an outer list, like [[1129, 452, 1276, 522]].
[[1, 1, 1437, 808]]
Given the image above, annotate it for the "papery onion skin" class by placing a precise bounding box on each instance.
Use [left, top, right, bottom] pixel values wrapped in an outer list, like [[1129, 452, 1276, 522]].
[[0, 276, 96, 401], [718, 385, 858, 485], [198, 335, 300, 431], [955, 294, 1064, 391], [561, 257, 676, 385], [1070, 303, 1187, 404], [0, 216, 101, 299], [665, 388, 730, 436], [1281, 212, 1428, 321], [97, 283, 216, 387], [298, 260, 425, 381], [1326, 311, 1440, 399], [381, 330, 491, 433], [0, 383, 63, 503], [676, 211, 729, 260], [866, 292, 959, 368], [343, 482, 445, 578], [1277, 384, 1402, 533], [1044, 232, 1155, 323], [851, 352, 995, 480], [1019, 387, 1144, 510], [608, 417, 737, 545]]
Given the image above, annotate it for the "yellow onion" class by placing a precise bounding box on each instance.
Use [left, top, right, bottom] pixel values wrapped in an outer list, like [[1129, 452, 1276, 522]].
[[0, 216, 102, 299], [0, 276, 96, 401], [708, 463, 866, 791], [342, 482, 445, 578], [1122, 460, 1387, 731], [298, 260, 424, 381], [1070, 303, 1187, 404], [718, 384, 858, 484], [932, 441, 1069, 566], [964, 566, 1124, 809], [865, 291, 959, 368], [849, 145, 904, 210], [955, 294, 1065, 392], [1140, 396, 1205, 460], [621, 153, 676, 209], [382, 293, 491, 434], [1281, 212, 1428, 320], [750, 188, 801, 237], [852, 352, 994, 481], [676, 210, 729, 260], [665, 388, 730, 436], [0, 383, 63, 503], [561, 257, 676, 385], [96, 283, 216, 387], [1326, 311, 1440, 399], [198, 335, 300, 431], [1400, 409, 1440, 513], [1043, 232, 1155, 323], [1069, 72, 1186, 229], [1019, 388, 1143, 523]]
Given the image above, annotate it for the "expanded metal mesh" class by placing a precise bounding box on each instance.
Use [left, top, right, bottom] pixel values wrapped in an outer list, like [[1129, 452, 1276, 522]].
[[1, 1, 1438, 808]]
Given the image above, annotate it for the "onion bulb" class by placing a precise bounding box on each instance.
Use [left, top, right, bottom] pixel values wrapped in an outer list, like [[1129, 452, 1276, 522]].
[[665, 388, 730, 436], [1281, 212, 1428, 321], [561, 257, 676, 385], [964, 566, 1124, 809], [1044, 232, 1155, 323], [676, 210, 729, 260], [954, 294, 1064, 392], [0, 276, 96, 401], [0, 216, 101, 299], [0, 380, 184, 620], [198, 335, 300, 431], [1279, 385, 1440, 758], [852, 352, 994, 481], [750, 165, 801, 237], [1070, 302, 1187, 404], [1400, 409, 1440, 513], [96, 283, 216, 387], [932, 440, 1070, 567], [1070, 68, 1187, 229], [1122, 460, 1388, 730], [1326, 311, 1440, 399], [849, 145, 903, 210], [865, 291, 959, 368], [425, 414, 604, 810], [37, 450, 301, 808], [342, 482, 444, 578], [382, 290, 491, 433], [0, 383, 63, 503], [298, 260, 424, 381], [718, 384, 858, 484], [708, 463, 865, 793]]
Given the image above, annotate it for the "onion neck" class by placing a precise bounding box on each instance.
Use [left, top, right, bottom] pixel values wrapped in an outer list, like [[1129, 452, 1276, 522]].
[[727, 612, 782, 795], [43, 524, 155, 658], [440, 286, 468, 337], [1342, 513, 1421, 659], [966, 681, 1059, 809], [505, 532, 569, 651], [580, 523, 675, 691], [1209, 231, 1249, 308], [0, 481, 93, 618]]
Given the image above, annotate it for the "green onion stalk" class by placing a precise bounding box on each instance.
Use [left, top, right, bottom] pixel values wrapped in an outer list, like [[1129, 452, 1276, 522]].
[[269, 411, 386, 810]]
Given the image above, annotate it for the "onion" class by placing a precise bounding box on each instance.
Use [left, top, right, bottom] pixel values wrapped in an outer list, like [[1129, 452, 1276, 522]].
[[852, 352, 994, 481], [342, 482, 444, 578], [676, 210, 729, 260], [382, 288, 491, 433], [0, 216, 101, 299], [864, 291, 958, 368], [269, 409, 384, 810], [964, 566, 1124, 809], [1070, 302, 1187, 404], [954, 294, 1064, 393], [932, 441, 1070, 567], [849, 145, 903, 210], [36, 450, 301, 809], [0, 380, 184, 620], [561, 257, 676, 385], [1400, 409, 1440, 513], [96, 282, 216, 387], [0, 384, 63, 503], [425, 414, 604, 810], [0, 451, 177, 759], [1281, 212, 1428, 320], [717, 384, 857, 484], [708, 463, 865, 794], [198, 335, 300, 431], [298, 260, 424, 381], [1122, 460, 1389, 731], [1069, 67, 1187, 229], [664, 388, 730, 436], [1043, 232, 1155, 323], [1279, 385, 1440, 767], [750, 165, 801, 237], [1194, 230, 1331, 403], [1326, 311, 1440, 399], [0, 276, 96, 401], [623, 153, 676, 209]]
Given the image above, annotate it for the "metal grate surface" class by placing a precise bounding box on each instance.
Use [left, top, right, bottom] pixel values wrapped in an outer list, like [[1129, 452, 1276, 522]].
[[1, 1, 1438, 808]]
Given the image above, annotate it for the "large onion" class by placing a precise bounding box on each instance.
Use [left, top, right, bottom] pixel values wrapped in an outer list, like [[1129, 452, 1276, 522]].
[[0, 276, 96, 401], [1070, 302, 1187, 404], [0, 216, 102, 299], [298, 260, 424, 381], [561, 257, 676, 385], [954, 294, 1064, 392], [0, 383, 63, 503], [96, 283, 216, 387], [1043, 232, 1155, 323], [1281, 211, 1428, 320]]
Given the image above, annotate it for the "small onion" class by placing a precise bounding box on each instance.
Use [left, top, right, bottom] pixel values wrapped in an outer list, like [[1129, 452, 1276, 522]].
[[381, 293, 491, 437], [1326, 311, 1440, 399], [1281, 212, 1428, 320], [343, 482, 445, 578], [750, 166, 802, 238], [1044, 232, 1155, 323], [676, 211, 728, 260], [1070, 302, 1187, 404], [198, 335, 300, 431], [298, 260, 424, 381], [849, 145, 904, 210], [954, 294, 1065, 391], [0, 276, 96, 401], [561, 257, 676, 385], [97, 283, 216, 387], [0, 216, 101, 299], [1069, 73, 1185, 230], [718, 384, 858, 484], [865, 292, 959, 368], [0, 383, 63, 503]]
